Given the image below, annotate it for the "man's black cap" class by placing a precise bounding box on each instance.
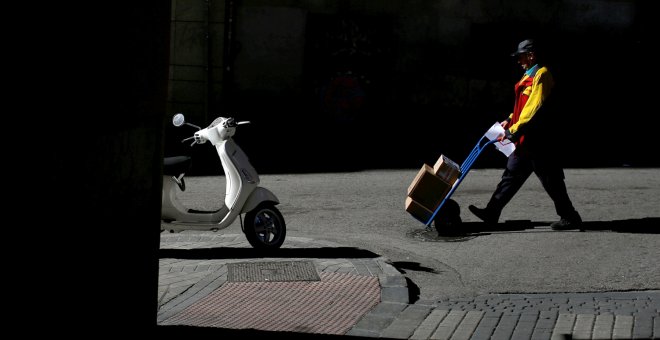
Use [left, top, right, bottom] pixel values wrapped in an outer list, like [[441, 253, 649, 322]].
[[511, 39, 535, 56]]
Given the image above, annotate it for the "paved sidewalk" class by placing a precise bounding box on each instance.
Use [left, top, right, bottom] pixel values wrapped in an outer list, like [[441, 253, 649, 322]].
[[157, 232, 659, 339]]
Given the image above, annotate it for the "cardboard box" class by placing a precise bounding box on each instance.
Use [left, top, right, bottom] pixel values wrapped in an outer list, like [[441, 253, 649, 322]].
[[433, 154, 461, 186], [407, 163, 432, 194], [407, 164, 451, 211], [405, 196, 434, 223]]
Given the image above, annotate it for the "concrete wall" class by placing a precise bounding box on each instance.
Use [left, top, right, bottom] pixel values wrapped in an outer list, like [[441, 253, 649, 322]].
[[166, 0, 649, 172], [168, 0, 227, 117]]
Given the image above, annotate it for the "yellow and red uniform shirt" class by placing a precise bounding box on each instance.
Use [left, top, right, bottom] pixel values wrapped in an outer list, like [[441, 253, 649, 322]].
[[507, 64, 554, 145]]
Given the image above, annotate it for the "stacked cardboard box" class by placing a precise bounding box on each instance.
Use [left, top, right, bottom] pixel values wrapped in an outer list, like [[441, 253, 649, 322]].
[[405, 155, 461, 223], [405, 196, 434, 223], [433, 154, 461, 186]]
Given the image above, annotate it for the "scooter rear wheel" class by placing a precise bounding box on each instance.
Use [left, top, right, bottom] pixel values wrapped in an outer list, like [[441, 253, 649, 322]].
[[244, 203, 286, 250]]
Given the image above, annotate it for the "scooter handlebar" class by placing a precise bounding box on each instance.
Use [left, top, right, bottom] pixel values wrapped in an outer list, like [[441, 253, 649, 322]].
[[181, 135, 196, 144], [177, 117, 249, 146], [179, 130, 208, 146], [193, 130, 209, 145]]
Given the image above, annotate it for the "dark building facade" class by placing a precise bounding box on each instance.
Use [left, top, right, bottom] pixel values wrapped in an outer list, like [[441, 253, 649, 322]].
[[165, 0, 650, 173]]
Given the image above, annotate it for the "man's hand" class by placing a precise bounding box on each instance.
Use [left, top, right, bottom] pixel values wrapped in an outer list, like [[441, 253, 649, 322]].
[[498, 121, 509, 140]]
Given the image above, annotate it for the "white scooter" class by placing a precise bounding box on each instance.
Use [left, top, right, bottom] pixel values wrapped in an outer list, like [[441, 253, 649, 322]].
[[161, 113, 286, 250]]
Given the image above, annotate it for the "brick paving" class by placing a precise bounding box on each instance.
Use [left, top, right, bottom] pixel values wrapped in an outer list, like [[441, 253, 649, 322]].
[[158, 233, 659, 339]]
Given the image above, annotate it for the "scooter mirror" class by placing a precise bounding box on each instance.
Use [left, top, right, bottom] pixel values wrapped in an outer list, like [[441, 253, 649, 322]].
[[172, 113, 185, 127]]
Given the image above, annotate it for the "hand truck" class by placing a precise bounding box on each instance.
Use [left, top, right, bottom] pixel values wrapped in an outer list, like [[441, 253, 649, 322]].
[[424, 136, 499, 230]]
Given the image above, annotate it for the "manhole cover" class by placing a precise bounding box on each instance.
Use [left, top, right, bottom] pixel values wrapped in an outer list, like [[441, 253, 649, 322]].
[[228, 260, 320, 282]]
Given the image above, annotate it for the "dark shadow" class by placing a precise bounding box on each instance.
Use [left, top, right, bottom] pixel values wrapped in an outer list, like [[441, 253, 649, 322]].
[[434, 217, 660, 237], [456, 220, 546, 234], [404, 277, 421, 304], [159, 246, 380, 260], [391, 261, 441, 274], [580, 218, 660, 233], [157, 325, 392, 338], [389, 262, 436, 304]]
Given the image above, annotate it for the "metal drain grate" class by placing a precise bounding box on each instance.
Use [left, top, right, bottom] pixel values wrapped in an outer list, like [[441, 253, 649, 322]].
[[227, 260, 320, 282]]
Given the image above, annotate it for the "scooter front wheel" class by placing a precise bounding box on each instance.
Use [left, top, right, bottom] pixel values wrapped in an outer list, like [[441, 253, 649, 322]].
[[244, 203, 286, 250]]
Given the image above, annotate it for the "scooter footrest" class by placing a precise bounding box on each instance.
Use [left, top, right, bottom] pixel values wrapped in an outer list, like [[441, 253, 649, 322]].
[[187, 208, 222, 214]]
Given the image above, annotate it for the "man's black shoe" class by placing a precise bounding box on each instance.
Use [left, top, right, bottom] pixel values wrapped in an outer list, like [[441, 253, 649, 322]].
[[468, 205, 498, 224], [550, 217, 582, 230]]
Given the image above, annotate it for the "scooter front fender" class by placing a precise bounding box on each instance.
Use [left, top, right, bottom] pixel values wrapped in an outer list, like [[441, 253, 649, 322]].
[[241, 187, 280, 213]]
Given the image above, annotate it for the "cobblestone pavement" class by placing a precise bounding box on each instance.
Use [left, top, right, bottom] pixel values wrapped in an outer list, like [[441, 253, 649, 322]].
[[158, 233, 659, 339]]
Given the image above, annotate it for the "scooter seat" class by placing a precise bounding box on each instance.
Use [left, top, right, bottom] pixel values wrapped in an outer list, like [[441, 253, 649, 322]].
[[163, 156, 192, 176]]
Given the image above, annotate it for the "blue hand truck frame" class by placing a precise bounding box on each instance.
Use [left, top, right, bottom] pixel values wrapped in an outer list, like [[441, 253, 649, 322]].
[[424, 136, 499, 229]]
